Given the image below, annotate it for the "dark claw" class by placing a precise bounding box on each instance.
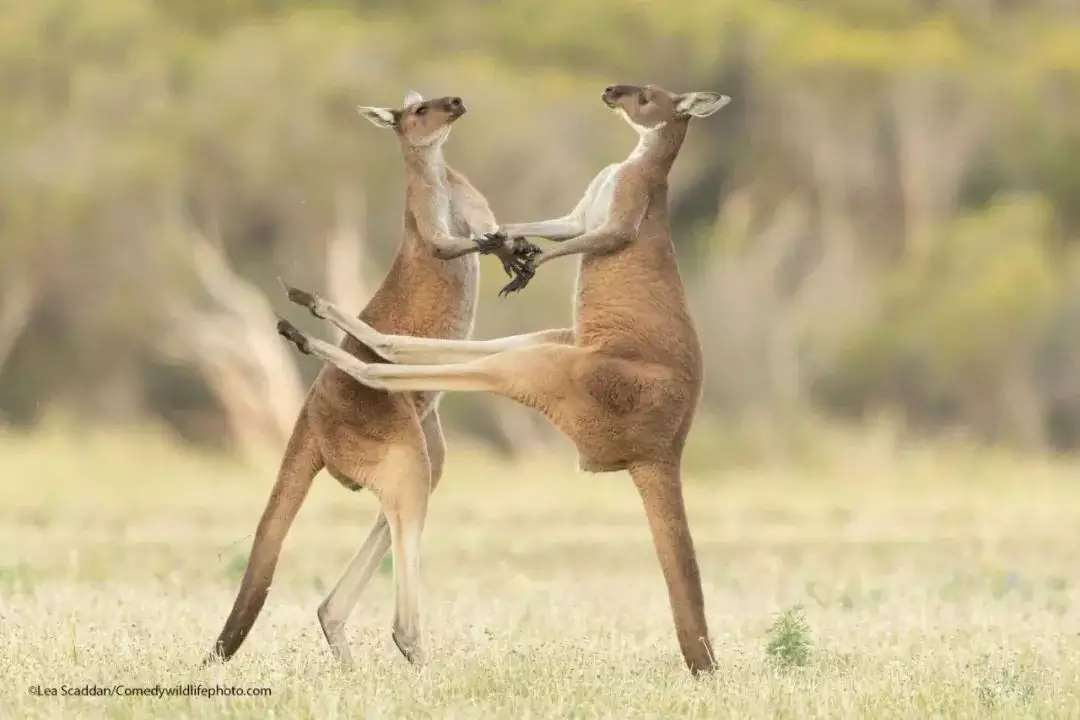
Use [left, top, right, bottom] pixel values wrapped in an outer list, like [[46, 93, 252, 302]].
[[510, 236, 541, 261], [499, 256, 518, 278], [276, 317, 311, 355], [499, 250, 531, 276], [474, 230, 507, 254], [499, 262, 535, 297]]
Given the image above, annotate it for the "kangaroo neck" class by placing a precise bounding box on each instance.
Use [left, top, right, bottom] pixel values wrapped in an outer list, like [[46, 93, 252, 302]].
[[626, 118, 688, 179], [401, 141, 454, 254], [403, 142, 448, 189]]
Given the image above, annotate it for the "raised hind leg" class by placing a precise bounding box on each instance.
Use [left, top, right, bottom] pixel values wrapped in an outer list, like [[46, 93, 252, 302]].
[[277, 318, 584, 399], [317, 414, 445, 666], [279, 281, 571, 365]]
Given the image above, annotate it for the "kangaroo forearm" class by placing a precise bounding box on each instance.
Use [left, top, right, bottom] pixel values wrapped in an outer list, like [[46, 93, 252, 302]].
[[502, 217, 584, 242], [534, 228, 632, 267], [428, 235, 481, 260], [428, 234, 524, 262]]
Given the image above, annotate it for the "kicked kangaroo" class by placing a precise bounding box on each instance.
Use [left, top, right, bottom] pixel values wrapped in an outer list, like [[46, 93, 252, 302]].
[[276, 84, 731, 674], [204, 90, 537, 667]]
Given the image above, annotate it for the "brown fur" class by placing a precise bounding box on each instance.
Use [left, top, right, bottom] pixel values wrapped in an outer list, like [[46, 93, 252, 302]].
[[276, 84, 730, 674], [204, 91, 519, 666]]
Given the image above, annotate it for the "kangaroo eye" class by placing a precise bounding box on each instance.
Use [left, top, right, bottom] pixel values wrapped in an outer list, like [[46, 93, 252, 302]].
[[416, 105, 427, 116]]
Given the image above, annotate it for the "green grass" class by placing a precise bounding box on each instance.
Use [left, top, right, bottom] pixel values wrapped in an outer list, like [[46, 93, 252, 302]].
[[2, 426, 1080, 718]]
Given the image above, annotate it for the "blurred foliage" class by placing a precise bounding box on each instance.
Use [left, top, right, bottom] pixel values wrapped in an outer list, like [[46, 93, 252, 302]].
[[3, 0, 1080, 460]]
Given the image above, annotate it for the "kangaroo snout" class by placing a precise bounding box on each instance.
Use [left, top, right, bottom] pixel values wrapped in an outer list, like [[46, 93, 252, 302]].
[[446, 96, 466, 117], [602, 85, 635, 107]]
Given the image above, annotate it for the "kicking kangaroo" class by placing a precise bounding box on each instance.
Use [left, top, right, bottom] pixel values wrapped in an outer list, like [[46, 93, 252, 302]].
[[205, 90, 536, 667], [277, 84, 731, 674]]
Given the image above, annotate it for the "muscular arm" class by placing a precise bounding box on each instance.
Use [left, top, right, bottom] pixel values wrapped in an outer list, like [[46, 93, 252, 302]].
[[500, 215, 585, 243], [532, 174, 649, 268], [411, 177, 523, 264], [425, 235, 482, 260], [411, 211, 487, 260], [533, 224, 636, 267], [500, 165, 619, 243]]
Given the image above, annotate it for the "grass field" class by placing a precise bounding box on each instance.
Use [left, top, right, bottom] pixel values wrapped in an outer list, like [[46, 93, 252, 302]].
[[2, 426, 1080, 718]]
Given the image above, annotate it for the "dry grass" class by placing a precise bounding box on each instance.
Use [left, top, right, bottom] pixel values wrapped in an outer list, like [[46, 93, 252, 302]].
[[2, 426, 1079, 718]]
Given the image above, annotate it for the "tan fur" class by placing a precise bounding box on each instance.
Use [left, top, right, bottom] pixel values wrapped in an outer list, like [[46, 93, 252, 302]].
[[205, 92, 517, 666], [278, 84, 730, 674]]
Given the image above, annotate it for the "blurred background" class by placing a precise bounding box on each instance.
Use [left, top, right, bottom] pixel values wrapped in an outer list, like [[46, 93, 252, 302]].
[[3, 0, 1080, 471], [5, 6, 1080, 714]]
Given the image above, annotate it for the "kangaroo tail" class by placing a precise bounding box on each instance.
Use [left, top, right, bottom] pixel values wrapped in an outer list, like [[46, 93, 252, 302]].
[[628, 460, 716, 675], [204, 410, 323, 663]]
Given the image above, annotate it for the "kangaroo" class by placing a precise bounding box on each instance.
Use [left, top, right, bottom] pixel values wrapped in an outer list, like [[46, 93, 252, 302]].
[[276, 84, 731, 674], [204, 90, 536, 667]]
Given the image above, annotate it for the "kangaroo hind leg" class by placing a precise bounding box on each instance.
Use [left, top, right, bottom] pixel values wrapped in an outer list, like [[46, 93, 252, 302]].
[[372, 442, 433, 665], [315, 413, 447, 666]]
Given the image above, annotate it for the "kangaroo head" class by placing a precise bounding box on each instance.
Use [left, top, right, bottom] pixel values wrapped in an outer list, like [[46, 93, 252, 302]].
[[357, 90, 466, 148], [601, 84, 730, 134]]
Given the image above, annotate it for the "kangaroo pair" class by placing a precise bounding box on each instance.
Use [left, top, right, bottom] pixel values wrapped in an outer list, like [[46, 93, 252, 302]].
[[206, 84, 731, 675]]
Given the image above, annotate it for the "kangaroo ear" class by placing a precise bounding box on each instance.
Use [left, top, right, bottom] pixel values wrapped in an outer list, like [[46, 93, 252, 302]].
[[356, 106, 398, 128], [675, 92, 731, 118], [403, 89, 423, 107]]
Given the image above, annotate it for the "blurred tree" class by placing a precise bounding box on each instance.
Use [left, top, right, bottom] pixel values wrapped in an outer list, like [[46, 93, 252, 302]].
[[3, 0, 1080, 458]]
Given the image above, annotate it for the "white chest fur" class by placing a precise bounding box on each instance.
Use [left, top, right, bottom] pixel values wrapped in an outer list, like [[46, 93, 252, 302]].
[[582, 169, 617, 232], [581, 118, 660, 232], [419, 146, 452, 235]]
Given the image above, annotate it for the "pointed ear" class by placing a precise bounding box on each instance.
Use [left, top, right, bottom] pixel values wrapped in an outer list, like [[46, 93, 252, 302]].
[[403, 89, 423, 106], [675, 92, 731, 118], [356, 106, 397, 128]]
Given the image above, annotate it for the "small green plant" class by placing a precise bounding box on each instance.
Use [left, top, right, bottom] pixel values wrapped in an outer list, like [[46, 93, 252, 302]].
[[976, 666, 1035, 708], [224, 550, 249, 584], [765, 605, 813, 669]]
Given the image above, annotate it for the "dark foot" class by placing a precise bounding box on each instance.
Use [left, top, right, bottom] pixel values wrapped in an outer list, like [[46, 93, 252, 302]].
[[276, 317, 311, 354], [277, 277, 322, 318]]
